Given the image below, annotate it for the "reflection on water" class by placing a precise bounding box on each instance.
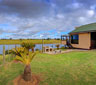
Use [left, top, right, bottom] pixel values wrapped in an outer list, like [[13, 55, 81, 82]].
[[0, 44, 64, 54]]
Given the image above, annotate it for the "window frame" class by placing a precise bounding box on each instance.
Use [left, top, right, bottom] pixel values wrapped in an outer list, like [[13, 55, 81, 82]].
[[71, 34, 79, 44]]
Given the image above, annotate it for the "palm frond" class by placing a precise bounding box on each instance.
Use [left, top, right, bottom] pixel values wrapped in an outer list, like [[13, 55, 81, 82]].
[[15, 55, 25, 64], [29, 53, 36, 62], [12, 47, 36, 65]]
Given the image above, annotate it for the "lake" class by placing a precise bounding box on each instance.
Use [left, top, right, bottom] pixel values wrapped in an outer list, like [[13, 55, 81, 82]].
[[0, 44, 64, 54]]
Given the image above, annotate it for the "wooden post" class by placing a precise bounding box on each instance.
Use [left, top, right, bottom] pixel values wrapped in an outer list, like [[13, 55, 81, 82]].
[[15, 44, 17, 49], [8, 45, 9, 54], [15, 44, 17, 57], [3, 45, 5, 65], [8, 45, 10, 61], [42, 39, 44, 53], [61, 35, 62, 44]]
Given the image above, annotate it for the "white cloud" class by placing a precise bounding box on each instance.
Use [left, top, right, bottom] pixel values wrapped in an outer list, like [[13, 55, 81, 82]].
[[56, 14, 65, 19], [78, 17, 86, 23], [87, 10, 95, 17]]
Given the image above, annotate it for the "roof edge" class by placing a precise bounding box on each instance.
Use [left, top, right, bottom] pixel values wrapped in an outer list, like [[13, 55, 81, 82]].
[[69, 30, 96, 34]]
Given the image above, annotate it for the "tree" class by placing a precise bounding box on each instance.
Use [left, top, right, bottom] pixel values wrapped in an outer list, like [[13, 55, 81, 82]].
[[10, 38, 12, 40], [21, 43, 30, 53], [56, 44, 60, 50], [12, 47, 36, 81], [47, 38, 51, 40], [19, 38, 22, 41], [21, 42, 35, 53]]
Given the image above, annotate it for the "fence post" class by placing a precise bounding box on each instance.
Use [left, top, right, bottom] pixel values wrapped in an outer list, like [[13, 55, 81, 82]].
[[8, 45, 9, 54], [42, 39, 44, 53], [3, 45, 5, 65], [15, 44, 17, 57], [15, 44, 17, 49], [8, 45, 10, 61]]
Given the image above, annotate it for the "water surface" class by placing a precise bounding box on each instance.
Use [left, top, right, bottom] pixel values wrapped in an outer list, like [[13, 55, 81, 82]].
[[0, 44, 64, 54]]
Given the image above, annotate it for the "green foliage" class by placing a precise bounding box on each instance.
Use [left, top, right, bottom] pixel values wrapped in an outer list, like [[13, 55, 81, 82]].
[[21, 42, 35, 49], [60, 46, 65, 49], [30, 44, 35, 48], [35, 49, 39, 51], [15, 52, 36, 65], [11, 47, 36, 65], [55, 44, 60, 50], [5, 50, 12, 55], [46, 38, 51, 40], [21, 42, 31, 49], [21, 42, 35, 52], [9, 47, 25, 56]]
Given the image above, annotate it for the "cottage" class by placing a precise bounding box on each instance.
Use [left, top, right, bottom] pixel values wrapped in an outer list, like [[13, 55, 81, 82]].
[[61, 23, 96, 49], [69, 23, 96, 49]]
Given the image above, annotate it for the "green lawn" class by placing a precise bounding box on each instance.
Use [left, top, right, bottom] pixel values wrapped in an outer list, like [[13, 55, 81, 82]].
[[0, 50, 96, 85], [0, 39, 60, 44], [0, 54, 13, 65]]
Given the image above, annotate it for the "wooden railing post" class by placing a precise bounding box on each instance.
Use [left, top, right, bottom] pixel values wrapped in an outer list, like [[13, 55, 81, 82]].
[[3, 45, 5, 65], [8, 45, 10, 61], [42, 39, 44, 53]]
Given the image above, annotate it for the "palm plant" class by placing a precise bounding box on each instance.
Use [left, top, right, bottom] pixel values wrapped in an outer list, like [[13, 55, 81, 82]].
[[21, 42, 35, 52], [10, 47, 25, 57], [56, 44, 60, 50], [12, 47, 36, 81], [21, 43, 31, 52]]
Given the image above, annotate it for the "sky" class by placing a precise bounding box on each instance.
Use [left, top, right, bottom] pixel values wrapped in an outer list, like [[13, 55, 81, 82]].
[[0, 0, 96, 39]]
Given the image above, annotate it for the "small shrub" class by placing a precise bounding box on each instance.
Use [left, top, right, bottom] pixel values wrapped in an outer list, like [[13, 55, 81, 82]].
[[35, 49, 39, 51], [5, 50, 12, 55], [56, 44, 60, 50], [60, 46, 65, 49]]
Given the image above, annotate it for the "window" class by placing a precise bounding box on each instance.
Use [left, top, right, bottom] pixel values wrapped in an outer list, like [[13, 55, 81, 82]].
[[71, 35, 79, 44]]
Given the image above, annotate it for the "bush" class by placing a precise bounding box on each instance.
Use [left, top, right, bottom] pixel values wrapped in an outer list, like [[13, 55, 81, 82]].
[[5, 50, 12, 55], [55, 44, 60, 50], [60, 46, 65, 49], [35, 49, 39, 51]]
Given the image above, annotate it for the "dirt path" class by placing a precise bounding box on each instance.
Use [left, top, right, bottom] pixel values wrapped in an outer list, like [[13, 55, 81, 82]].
[[13, 74, 41, 85]]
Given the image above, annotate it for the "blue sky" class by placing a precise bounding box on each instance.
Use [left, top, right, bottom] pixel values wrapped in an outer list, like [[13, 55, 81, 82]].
[[0, 0, 96, 39]]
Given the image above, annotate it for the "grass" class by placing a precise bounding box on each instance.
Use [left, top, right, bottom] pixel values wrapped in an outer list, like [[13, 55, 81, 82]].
[[0, 50, 96, 85], [0, 54, 14, 65], [0, 39, 60, 45]]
